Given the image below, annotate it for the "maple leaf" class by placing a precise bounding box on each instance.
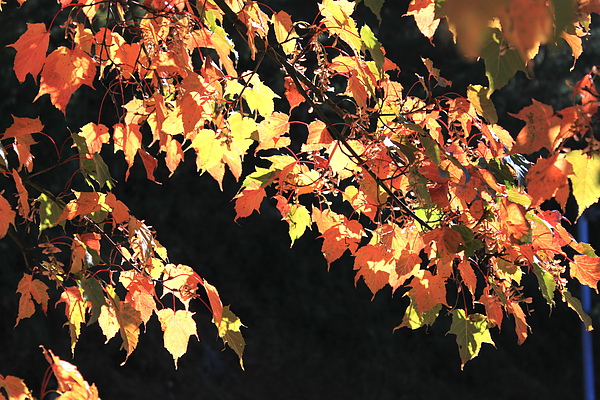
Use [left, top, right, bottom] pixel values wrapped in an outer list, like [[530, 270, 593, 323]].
[[15, 272, 50, 327], [202, 279, 223, 325], [570, 255, 600, 293], [562, 290, 593, 331], [509, 100, 561, 155], [448, 309, 495, 369], [157, 309, 198, 369], [565, 150, 600, 219], [105, 192, 130, 225], [56, 286, 88, 354], [272, 11, 298, 55], [506, 301, 529, 344], [58, 191, 102, 222], [283, 76, 305, 111], [162, 263, 201, 309], [1, 116, 43, 172], [119, 271, 157, 325], [12, 169, 32, 220], [234, 186, 266, 221], [7, 23, 50, 83], [480, 28, 527, 92], [319, 0, 363, 54], [405, 0, 440, 41], [398, 293, 442, 330], [256, 112, 290, 151], [497, 0, 553, 61], [301, 120, 333, 152], [35, 47, 97, 113], [457, 257, 477, 296], [353, 244, 395, 296], [0, 193, 16, 240], [243, 75, 280, 117], [320, 219, 364, 267], [526, 154, 572, 208], [498, 198, 531, 243], [0, 375, 33, 400], [217, 306, 246, 369], [113, 123, 142, 179], [477, 293, 504, 328], [42, 346, 101, 400], [408, 270, 448, 313], [114, 300, 142, 363], [78, 122, 109, 155]]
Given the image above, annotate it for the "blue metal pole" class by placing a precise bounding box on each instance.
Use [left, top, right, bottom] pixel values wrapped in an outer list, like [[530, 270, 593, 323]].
[[577, 213, 595, 400]]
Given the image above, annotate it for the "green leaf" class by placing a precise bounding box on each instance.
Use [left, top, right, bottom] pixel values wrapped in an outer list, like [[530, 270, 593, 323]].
[[357, 0, 384, 22], [562, 290, 593, 331], [217, 306, 246, 369], [566, 150, 600, 219], [448, 309, 495, 369], [532, 263, 556, 307], [360, 25, 384, 73], [480, 28, 527, 92], [37, 193, 64, 234], [79, 276, 107, 325], [71, 132, 114, 190]]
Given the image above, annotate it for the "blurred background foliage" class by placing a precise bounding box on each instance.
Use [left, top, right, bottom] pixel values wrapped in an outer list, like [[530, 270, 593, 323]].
[[1, 1, 599, 399]]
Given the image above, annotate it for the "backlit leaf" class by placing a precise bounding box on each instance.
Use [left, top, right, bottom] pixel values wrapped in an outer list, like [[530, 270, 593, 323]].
[[217, 306, 246, 369], [15, 273, 49, 326], [566, 150, 600, 219], [35, 47, 96, 113], [157, 309, 198, 369], [480, 28, 527, 92], [570, 255, 600, 292], [448, 309, 495, 369], [7, 23, 49, 83]]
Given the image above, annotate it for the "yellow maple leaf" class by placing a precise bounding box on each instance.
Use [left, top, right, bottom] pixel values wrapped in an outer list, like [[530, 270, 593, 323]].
[[157, 309, 198, 369]]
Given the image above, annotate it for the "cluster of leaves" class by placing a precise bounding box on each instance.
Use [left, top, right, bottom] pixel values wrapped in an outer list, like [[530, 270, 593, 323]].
[[3, 0, 600, 395]]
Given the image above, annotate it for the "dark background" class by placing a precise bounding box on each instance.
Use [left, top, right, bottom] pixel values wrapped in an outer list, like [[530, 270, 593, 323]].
[[1, 1, 600, 399]]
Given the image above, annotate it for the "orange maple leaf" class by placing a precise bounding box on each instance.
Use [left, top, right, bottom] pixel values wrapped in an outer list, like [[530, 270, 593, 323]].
[[526, 154, 572, 208], [234, 186, 266, 221], [353, 244, 395, 296], [119, 271, 157, 326], [11, 170, 30, 220], [320, 219, 364, 267], [509, 100, 561, 155], [78, 122, 109, 156], [570, 255, 600, 292], [42, 346, 101, 400], [506, 300, 529, 344], [0, 193, 16, 240], [408, 270, 447, 312], [0, 375, 33, 400], [2, 116, 43, 172], [58, 191, 101, 222], [35, 47, 97, 113], [15, 273, 49, 327], [113, 123, 143, 179], [7, 22, 49, 83], [477, 292, 504, 328]]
